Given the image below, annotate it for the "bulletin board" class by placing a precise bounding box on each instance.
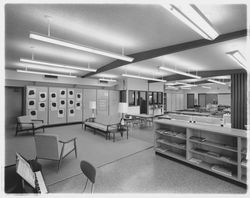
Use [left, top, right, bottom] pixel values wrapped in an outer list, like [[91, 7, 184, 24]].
[[48, 87, 67, 124], [67, 88, 83, 123], [26, 86, 48, 125]]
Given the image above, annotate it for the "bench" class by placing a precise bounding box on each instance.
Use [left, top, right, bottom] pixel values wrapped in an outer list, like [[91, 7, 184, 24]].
[[84, 115, 128, 141]]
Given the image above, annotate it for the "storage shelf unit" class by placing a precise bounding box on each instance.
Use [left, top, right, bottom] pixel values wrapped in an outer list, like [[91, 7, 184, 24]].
[[154, 119, 247, 184]]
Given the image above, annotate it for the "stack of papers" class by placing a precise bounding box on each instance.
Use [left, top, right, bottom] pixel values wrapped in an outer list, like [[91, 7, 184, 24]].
[[211, 165, 232, 177], [189, 158, 202, 164]]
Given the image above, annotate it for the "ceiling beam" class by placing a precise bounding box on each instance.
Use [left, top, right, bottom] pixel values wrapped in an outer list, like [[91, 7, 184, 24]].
[[82, 29, 247, 78]]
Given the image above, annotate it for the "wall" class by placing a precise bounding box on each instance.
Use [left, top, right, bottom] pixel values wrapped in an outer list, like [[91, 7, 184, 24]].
[[5, 87, 24, 130], [83, 89, 97, 120], [148, 82, 164, 92], [126, 78, 148, 91]]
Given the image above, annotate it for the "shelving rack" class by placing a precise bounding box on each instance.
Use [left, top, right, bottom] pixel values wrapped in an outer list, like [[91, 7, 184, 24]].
[[154, 119, 247, 184]]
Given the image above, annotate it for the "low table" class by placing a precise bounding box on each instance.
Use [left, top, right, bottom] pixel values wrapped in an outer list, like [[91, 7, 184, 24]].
[[111, 124, 128, 142]]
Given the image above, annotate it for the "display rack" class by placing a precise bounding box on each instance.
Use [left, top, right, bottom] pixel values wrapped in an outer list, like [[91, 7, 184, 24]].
[[154, 119, 247, 184]]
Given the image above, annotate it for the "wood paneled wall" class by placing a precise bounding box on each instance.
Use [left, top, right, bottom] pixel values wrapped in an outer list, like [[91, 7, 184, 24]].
[[231, 72, 247, 129]]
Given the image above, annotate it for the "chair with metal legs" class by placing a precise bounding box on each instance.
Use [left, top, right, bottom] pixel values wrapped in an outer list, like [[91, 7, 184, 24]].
[[80, 160, 96, 193]]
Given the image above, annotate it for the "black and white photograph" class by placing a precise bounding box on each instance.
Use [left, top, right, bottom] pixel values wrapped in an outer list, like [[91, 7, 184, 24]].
[[2, 0, 250, 197]]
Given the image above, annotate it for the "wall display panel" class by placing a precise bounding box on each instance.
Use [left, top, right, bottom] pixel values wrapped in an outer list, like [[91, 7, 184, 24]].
[[58, 109, 65, 118], [83, 89, 96, 120], [109, 90, 119, 116], [97, 89, 109, 116], [67, 88, 83, 123], [27, 99, 36, 109], [49, 87, 66, 124], [26, 86, 48, 125], [59, 99, 66, 108], [59, 89, 66, 98], [39, 92, 47, 101], [68, 89, 74, 98], [27, 87, 36, 98], [38, 102, 46, 111], [128, 90, 135, 106], [148, 92, 153, 105], [153, 92, 158, 105]]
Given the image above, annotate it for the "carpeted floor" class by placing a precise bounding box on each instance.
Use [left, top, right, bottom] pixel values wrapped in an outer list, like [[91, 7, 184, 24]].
[[5, 124, 153, 185]]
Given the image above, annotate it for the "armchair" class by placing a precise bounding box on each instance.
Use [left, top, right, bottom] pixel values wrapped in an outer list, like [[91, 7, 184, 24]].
[[16, 116, 44, 136], [34, 134, 77, 170]]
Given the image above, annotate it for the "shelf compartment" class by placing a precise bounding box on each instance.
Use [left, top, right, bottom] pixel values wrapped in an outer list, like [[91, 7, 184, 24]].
[[190, 149, 238, 165], [155, 130, 186, 140], [189, 139, 237, 152], [156, 139, 186, 150], [155, 147, 186, 162]]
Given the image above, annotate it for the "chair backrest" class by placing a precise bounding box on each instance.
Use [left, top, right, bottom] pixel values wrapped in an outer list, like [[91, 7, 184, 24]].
[[80, 161, 96, 184], [34, 134, 60, 160], [17, 116, 32, 128]]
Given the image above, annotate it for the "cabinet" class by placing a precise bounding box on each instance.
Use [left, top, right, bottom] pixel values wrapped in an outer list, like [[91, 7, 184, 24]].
[[154, 119, 247, 184]]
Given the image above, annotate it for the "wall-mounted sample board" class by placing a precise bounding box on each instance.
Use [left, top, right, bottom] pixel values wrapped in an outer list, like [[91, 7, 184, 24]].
[[83, 89, 96, 120], [97, 89, 109, 116], [49, 87, 67, 125], [109, 90, 119, 116], [67, 88, 83, 123], [26, 86, 48, 125]]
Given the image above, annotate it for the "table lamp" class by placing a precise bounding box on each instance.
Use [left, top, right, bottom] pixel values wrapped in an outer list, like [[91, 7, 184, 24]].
[[118, 102, 128, 125], [89, 101, 96, 118]]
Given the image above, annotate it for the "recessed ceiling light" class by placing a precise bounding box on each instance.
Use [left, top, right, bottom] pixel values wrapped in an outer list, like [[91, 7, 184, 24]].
[[99, 78, 117, 82]]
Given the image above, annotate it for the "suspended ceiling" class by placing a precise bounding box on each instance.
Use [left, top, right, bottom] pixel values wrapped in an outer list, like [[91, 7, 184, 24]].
[[5, 3, 247, 80]]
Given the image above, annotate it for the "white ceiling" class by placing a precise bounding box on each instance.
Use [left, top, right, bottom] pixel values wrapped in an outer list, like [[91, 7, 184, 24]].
[[5, 3, 247, 79]]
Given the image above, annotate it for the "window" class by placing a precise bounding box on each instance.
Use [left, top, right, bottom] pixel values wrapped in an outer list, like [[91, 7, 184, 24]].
[[135, 91, 139, 106], [153, 92, 158, 105], [148, 92, 153, 105], [158, 92, 163, 104], [119, 90, 126, 102]]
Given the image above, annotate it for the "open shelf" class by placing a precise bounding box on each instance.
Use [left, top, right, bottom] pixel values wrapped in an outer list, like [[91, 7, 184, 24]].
[[155, 129, 186, 140], [154, 119, 247, 184], [156, 139, 186, 150], [155, 147, 186, 161], [190, 149, 237, 165], [189, 138, 237, 152]]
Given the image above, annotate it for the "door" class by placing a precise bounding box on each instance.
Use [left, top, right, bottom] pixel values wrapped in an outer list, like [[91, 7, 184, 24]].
[[187, 93, 194, 108]]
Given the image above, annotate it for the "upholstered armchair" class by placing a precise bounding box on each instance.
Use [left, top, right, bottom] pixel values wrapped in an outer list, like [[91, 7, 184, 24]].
[[16, 116, 44, 136], [34, 134, 77, 170]]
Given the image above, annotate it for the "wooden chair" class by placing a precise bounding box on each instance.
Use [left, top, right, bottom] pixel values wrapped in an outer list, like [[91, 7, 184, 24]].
[[34, 134, 77, 170], [80, 160, 96, 193], [16, 116, 44, 136]]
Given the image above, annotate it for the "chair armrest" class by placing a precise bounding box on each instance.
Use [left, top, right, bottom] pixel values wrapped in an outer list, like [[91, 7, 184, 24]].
[[85, 118, 95, 122], [31, 119, 44, 123], [59, 137, 77, 144], [17, 122, 34, 125]]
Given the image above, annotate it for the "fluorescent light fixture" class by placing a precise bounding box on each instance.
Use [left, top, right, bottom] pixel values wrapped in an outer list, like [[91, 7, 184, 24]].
[[162, 4, 219, 40], [16, 69, 77, 78], [122, 74, 166, 82], [99, 78, 117, 82], [226, 50, 247, 70], [30, 32, 134, 62], [159, 66, 201, 79], [201, 85, 211, 89], [180, 84, 197, 88], [208, 79, 226, 85], [20, 58, 97, 72]]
